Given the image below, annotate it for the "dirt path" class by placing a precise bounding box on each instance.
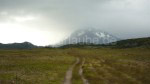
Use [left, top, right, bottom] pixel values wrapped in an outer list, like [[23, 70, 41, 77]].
[[64, 58, 80, 84], [79, 58, 89, 84]]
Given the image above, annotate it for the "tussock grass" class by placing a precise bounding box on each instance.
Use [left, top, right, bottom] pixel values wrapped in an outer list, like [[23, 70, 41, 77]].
[[81, 48, 150, 84], [0, 48, 150, 84], [0, 49, 75, 84]]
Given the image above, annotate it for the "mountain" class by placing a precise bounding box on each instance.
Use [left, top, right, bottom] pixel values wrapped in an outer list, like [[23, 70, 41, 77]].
[[114, 37, 150, 48], [62, 28, 119, 45], [0, 42, 37, 49]]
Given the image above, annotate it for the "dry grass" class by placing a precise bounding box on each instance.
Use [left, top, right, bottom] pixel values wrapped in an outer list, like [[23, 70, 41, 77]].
[[0, 49, 75, 84], [0, 48, 150, 84], [80, 48, 150, 84]]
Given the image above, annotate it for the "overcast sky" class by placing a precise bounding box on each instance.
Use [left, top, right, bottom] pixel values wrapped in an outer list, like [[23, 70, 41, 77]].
[[0, 0, 150, 45]]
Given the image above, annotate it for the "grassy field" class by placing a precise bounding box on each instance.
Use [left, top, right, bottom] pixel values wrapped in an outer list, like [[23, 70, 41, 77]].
[[0, 48, 150, 84], [81, 48, 150, 84], [0, 49, 75, 84]]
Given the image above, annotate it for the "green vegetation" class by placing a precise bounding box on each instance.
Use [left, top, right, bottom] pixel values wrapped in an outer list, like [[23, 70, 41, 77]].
[[114, 37, 150, 48], [72, 58, 82, 84], [0, 47, 150, 84], [60, 37, 150, 49], [0, 49, 75, 84], [81, 48, 150, 84], [0, 42, 37, 49]]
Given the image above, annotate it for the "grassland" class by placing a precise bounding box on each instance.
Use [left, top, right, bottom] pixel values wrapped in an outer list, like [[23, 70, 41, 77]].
[[0, 49, 75, 84], [0, 48, 150, 84], [80, 48, 150, 84]]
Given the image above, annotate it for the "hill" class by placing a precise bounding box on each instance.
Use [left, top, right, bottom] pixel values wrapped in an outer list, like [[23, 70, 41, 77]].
[[59, 37, 150, 48], [114, 37, 150, 48], [0, 42, 37, 49]]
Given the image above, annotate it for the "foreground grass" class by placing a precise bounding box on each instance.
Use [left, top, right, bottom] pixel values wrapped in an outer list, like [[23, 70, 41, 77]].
[[72, 58, 83, 84], [0, 49, 75, 84], [0, 48, 150, 84], [80, 48, 150, 84]]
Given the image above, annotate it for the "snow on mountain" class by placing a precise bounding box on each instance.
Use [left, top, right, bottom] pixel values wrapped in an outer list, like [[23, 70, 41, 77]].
[[95, 32, 106, 38], [61, 28, 120, 45]]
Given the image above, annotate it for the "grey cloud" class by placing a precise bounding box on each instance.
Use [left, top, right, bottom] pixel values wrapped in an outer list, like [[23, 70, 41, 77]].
[[0, 0, 150, 39]]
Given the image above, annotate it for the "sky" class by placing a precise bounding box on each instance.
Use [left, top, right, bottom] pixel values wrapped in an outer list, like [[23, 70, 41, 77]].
[[0, 0, 150, 46]]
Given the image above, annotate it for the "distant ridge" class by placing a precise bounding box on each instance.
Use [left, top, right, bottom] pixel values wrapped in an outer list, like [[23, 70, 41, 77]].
[[0, 42, 37, 49], [60, 37, 150, 48], [114, 37, 150, 48]]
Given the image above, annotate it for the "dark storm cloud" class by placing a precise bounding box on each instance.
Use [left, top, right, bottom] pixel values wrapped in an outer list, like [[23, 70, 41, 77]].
[[0, 0, 150, 39]]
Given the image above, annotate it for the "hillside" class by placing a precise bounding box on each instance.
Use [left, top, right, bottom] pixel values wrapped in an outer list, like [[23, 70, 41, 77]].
[[114, 37, 150, 48], [0, 42, 37, 49], [59, 37, 150, 48]]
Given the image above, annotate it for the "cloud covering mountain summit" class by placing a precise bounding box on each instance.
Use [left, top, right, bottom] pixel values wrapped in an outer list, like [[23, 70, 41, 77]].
[[62, 28, 119, 45]]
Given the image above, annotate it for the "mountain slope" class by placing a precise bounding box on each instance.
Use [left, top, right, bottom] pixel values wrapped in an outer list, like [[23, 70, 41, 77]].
[[59, 37, 150, 48], [62, 28, 119, 45], [114, 37, 150, 48], [0, 42, 37, 49]]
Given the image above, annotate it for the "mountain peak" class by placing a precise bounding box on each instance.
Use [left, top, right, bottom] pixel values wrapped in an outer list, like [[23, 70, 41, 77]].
[[61, 28, 120, 45]]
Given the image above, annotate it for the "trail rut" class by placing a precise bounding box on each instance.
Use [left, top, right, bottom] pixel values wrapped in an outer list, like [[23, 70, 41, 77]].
[[64, 58, 79, 84], [79, 58, 89, 84]]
